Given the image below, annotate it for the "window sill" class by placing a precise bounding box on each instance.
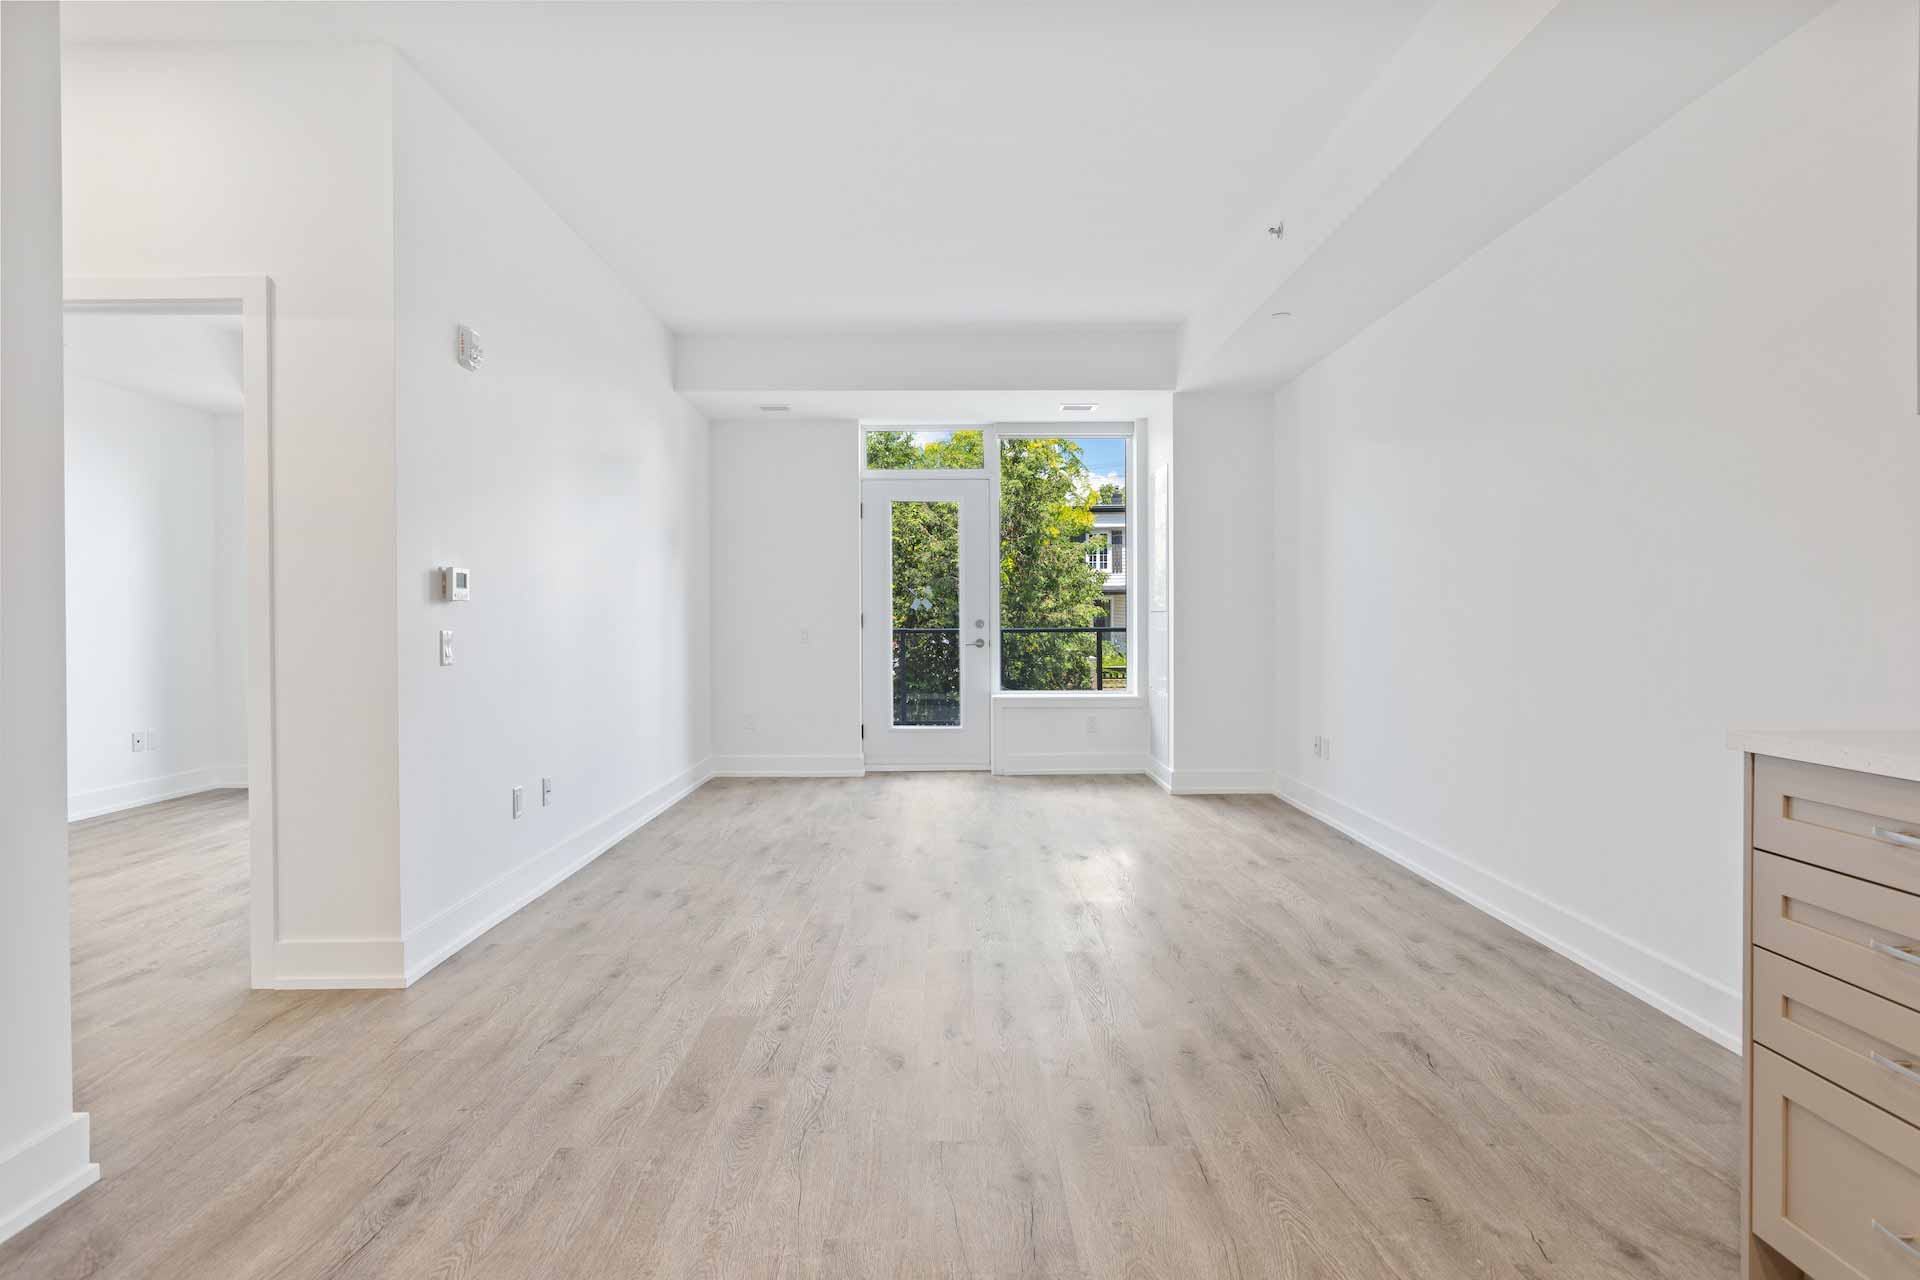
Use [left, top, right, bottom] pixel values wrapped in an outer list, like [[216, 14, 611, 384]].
[[992, 691, 1145, 709]]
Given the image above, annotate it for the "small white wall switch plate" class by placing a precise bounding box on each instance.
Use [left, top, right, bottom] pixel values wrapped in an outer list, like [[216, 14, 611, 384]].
[[511, 786, 524, 819], [131, 731, 147, 753], [439, 630, 455, 666], [541, 777, 553, 807]]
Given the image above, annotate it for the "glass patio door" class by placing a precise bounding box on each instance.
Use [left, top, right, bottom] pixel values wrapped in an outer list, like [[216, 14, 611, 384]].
[[860, 477, 992, 769]]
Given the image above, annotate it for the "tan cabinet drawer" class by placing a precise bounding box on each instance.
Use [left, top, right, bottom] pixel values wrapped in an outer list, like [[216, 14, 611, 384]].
[[1755, 948, 1920, 1129], [1754, 1046, 1920, 1279], [1754, 852, 1920, 1011], [1756, 756, 1920, 895]]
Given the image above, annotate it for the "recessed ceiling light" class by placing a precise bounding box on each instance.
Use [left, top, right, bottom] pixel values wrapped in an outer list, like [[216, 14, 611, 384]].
[[757, 404, 790, 413], [1060, 403, 1097, 412]]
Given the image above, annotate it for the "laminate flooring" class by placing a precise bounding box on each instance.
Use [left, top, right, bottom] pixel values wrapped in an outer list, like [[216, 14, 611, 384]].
[[0, 775, 1743, 1278]]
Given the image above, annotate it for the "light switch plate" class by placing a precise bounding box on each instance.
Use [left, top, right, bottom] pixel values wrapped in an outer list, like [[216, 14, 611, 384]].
[[439, 629, 454, 666], [511, 786, 524, 819]]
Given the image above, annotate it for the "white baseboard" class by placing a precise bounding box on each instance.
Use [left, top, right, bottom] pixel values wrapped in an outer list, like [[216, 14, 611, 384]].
[[0, 1112, 98, 1246], [1146, 756, 1173, 791], [996, 750, 1147, 776], [267, 936, 408, 989], [1273, 774, 1741, 1052], [1162, 767, 1274, 795], [68, 765, 247, 821], [711, 754, 865, 778], [399, 759, 715, 986]]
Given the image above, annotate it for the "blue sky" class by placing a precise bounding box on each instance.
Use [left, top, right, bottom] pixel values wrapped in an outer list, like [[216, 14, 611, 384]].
[[1078, 438, 1125, 488]]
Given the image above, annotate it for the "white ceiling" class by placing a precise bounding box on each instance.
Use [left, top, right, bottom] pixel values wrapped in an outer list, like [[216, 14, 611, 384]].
[[63, 1, 1435, 333], [63, 311, 245, 416]]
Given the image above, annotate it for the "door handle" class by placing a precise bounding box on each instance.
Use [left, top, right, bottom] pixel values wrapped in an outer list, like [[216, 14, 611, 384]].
[[969, 638, 987, 649]]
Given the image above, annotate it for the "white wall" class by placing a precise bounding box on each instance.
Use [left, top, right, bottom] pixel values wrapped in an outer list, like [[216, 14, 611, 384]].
[[994, 697, 1149, 775], [391, 59, 712, 977], [0, 1, 97, 1245], [64, 43, 403, 977], [1273, 0, 1919, 1048], [65, 375, 245, 818], [708, 419, 862, 775], [1167, 391, 1275, 793]]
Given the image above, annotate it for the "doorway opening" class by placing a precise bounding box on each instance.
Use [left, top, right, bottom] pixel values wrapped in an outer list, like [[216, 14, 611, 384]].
[[62, 278, 276, 999]]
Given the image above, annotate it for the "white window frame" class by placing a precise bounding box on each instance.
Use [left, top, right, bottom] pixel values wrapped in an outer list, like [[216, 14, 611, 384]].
[[857, 420, 1139, 700]]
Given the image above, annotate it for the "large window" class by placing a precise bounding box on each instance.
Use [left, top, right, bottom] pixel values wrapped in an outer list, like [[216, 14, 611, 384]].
[[998, 434, 1128, 692]]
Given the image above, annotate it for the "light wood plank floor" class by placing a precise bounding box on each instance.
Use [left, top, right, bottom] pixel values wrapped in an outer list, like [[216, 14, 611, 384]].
[[2, 776, 1742, 1279]]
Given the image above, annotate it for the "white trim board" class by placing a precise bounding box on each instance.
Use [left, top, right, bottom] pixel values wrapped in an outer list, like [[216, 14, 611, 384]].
[[1148, 765, 1271, 795], [0, 1113, 97, 1247], [68, 766, 246, 822], [711, 754, 866, 778], [1272, 773, 1741, 1052], [995, 750, 1147, 776]]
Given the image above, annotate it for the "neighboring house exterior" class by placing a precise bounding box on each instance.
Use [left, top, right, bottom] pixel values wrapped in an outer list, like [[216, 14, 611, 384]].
[[1087, 501, 1126, 627]]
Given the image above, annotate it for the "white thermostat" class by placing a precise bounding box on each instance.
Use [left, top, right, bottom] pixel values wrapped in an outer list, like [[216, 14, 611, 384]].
[[438, 566, 471, 601], [455, 324, 484, 371]]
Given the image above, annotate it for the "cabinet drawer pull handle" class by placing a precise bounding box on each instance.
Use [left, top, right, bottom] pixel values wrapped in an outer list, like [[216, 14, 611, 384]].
[[1873, 1051, 1920, 1087], [1872, 826, 1920, 851], [1871, 939, 1920, 968], [1875, 1220, 1920, 1262]]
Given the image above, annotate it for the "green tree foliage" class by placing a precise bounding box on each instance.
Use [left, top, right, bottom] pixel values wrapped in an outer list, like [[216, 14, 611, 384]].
[[996, 438, 1110, 690], [1094, 482, 1125, 505], [864, 430, 1118, 701]]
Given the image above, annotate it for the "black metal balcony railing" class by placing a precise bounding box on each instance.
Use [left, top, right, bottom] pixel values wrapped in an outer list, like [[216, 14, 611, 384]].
[[891, 627, 962, 725], [890, 625, 1131, 725], [1000, 626, 1128, 692]]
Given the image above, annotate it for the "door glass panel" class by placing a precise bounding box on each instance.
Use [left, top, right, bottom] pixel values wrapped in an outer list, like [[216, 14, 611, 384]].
[[890, 499, 960, 726]]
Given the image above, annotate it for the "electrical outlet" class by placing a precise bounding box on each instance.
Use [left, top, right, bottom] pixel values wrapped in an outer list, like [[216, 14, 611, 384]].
[[1085, 715, 1098, 736], [511, 785, 524, 819], [1312, 735, 1322, 759], [742, 712, 759, 735], [541, 777, 553, 807], [131, 731, 148, 753]]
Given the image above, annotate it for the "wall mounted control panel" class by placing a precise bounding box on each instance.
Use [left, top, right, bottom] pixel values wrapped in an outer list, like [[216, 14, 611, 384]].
[[438, 566, 471, 601]]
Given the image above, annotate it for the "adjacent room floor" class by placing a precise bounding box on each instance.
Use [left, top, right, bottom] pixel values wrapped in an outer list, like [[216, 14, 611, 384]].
[[1, 776, 1741, 1279]]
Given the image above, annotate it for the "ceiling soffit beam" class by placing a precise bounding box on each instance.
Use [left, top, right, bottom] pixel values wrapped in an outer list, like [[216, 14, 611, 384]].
[[674, 327, 1179, 394], [1179, 0, 1831, 392], [1180, 0, 1559, 387]]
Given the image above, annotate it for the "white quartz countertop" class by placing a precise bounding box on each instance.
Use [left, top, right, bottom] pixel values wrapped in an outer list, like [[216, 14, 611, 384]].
[[1727, 730, 1920, 783]]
